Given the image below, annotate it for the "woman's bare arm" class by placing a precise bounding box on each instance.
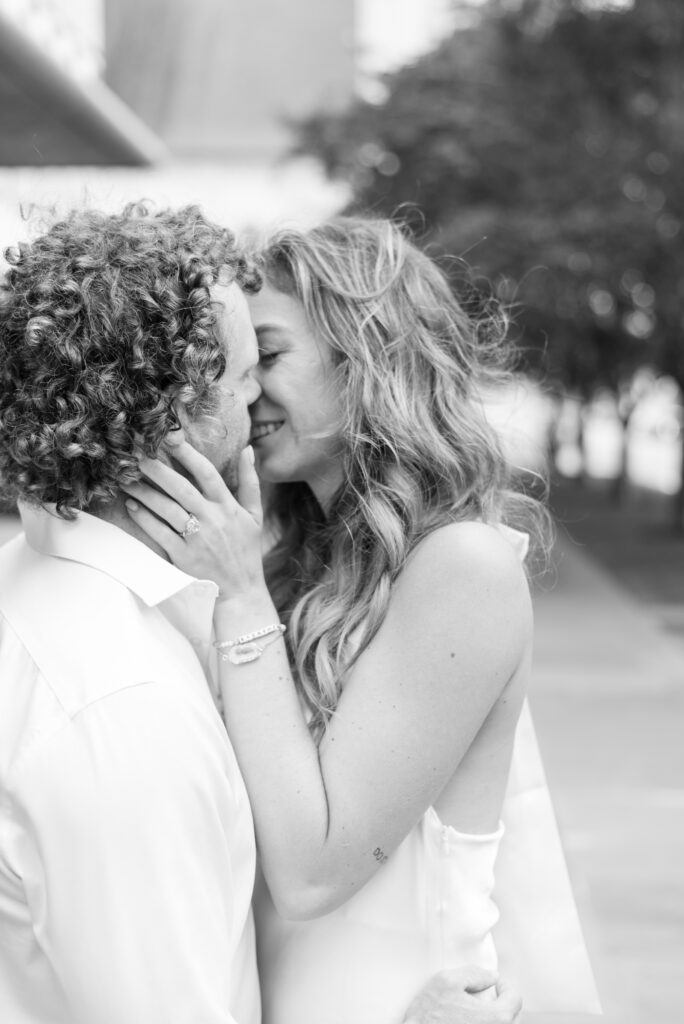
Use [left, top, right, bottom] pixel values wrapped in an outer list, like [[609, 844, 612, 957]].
[[124, 442, 531, 919], [213, 522, 530, 918]]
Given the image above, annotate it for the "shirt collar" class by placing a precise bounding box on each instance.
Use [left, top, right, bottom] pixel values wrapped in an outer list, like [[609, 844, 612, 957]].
[[19, 502, 219, 608]]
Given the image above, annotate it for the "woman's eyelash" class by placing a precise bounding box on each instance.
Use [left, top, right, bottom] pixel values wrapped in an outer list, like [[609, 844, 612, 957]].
[[259, 350, 279, 365]]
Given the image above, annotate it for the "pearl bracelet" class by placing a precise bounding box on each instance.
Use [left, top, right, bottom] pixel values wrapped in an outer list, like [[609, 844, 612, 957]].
[[213, 623, 286, 665]]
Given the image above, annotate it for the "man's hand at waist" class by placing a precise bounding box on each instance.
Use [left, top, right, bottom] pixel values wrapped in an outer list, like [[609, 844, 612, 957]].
[[403, 966, 522, 1024]]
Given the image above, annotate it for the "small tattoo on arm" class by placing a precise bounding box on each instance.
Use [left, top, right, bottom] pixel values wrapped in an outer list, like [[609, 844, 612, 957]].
[[373, 847, 388, 864]]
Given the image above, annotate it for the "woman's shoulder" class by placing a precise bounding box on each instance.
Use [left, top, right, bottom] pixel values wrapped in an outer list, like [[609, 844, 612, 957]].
[[374, 519, 532, 693], [406, 520, 528, 588], [387, 520, 532, 637]]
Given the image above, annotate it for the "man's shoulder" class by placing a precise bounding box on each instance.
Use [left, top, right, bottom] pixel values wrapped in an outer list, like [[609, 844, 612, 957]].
[[1, 534, 138, 639], [0, 608, 249, 858], [0, 542, 204, 721]]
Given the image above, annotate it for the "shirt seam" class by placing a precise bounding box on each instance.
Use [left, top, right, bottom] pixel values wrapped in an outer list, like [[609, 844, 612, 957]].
[[0, 602, 183, 715], [5, 675, 167, 790]]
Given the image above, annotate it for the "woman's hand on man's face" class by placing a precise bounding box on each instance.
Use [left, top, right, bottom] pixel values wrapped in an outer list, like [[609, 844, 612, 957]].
[[122, 431, 267, 601]]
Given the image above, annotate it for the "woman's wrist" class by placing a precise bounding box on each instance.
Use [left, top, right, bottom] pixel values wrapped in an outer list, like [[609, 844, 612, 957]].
[[214, 585, 280, 638], [213, 594, 286, 671]]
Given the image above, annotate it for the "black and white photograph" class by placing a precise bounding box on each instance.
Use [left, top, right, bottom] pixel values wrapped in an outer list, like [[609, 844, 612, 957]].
[[0, 2, 681, 1022]]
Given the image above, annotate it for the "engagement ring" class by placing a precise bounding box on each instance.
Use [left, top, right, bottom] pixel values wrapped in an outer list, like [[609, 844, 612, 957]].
[[181, 513, 200, 540]]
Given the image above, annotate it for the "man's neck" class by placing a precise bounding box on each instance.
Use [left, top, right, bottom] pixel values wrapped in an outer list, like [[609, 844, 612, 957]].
[[94, 495, 170, 562]]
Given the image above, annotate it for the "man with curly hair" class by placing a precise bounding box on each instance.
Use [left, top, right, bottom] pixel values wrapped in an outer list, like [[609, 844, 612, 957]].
[[0, 204, 522, 1024], [0, 203, 265, 1024]]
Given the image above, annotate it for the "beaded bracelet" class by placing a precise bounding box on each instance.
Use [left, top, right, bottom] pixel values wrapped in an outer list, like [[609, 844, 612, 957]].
[[213, 623, 286, 665]]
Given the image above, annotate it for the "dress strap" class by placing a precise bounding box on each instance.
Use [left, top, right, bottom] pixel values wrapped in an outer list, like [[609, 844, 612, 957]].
[[495, 523, 530, 562]]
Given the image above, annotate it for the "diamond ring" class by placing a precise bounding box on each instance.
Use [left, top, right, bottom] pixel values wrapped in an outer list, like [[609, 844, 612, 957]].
[[181, 513, 201, 540]]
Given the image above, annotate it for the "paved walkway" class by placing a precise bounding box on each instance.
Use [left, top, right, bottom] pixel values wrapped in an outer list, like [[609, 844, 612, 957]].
[[1, 510, 682, 1021], [530, 528, 684, 1024]]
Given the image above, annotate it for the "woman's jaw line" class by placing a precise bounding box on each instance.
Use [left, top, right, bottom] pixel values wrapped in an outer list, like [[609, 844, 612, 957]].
[[252, 444, 345, 513]]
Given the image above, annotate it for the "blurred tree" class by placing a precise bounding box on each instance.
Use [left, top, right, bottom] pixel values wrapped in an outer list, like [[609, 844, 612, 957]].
[[296, 0, 684, 504]]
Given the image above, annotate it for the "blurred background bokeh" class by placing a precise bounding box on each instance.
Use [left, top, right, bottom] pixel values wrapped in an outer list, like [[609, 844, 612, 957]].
[[0, 2, 682, 1021]]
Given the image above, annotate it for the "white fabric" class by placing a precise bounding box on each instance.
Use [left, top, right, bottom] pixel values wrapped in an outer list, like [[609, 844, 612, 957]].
[[0, 505, 260, 1024], [488, 527, 600, 1014], [254, 526, 601, 1023], [254, 814, 504, 1024], [494, 699, 601, 1013]]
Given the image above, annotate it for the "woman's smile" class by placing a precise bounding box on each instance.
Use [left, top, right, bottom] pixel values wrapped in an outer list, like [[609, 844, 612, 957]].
[[246, 283, 345, 507], [251, 419, 285, 443]]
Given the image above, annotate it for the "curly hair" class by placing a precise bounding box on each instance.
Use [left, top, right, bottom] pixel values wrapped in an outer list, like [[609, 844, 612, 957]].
[[256, 216, 549, 737], [0, 202, 260, 517]]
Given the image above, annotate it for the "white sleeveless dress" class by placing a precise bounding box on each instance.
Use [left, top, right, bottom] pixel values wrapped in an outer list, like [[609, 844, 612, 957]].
[[254, 529, 601, 1023]]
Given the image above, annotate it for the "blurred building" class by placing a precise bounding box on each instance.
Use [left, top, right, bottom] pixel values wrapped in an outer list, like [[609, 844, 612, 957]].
[[0, 0, 354, 280], [0, 0, 165, 163], [104, 0, 355, 158], [0, 0, 355, 165]]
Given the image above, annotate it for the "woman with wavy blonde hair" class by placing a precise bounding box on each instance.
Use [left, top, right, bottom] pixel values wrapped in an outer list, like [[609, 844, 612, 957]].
[[252, 218, 543, 738], [125, 217, 597, 1024]]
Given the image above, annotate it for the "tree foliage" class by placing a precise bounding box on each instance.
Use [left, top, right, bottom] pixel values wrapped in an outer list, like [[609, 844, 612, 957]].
[[296, 0, 684, 396]]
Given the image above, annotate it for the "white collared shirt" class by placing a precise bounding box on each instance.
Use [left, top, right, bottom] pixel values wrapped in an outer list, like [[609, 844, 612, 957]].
[[0, 505, 260, 1024]]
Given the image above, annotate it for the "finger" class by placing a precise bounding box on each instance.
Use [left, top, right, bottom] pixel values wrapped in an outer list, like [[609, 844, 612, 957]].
[[162, 438, 231, 503], [237, 446, 263, 527], [494, 978, 523, 1018], [138, 455, 206, 513], [125, 499, 185, 560], [121, 482, 193, 536]]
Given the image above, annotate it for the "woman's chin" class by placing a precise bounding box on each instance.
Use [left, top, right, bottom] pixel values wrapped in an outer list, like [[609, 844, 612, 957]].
[[254, 456, 305, 487], [254, 453, 287, 483]]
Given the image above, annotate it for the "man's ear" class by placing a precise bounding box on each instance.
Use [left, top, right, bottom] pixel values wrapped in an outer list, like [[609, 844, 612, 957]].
[[160, 403, 195, 483], [170, 399, 191, 433]]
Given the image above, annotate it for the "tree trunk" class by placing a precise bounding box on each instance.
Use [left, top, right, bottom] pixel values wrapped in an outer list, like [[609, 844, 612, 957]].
[[578, 401, 590, 486], [674, 430, 684, 533], [670, 384, 684, 533], [610, 406, 632, 505]]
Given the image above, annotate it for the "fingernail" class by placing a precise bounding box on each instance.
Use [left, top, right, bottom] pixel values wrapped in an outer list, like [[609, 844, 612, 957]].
[[246, 445, 255, 465], [125, 499, 139, 512]]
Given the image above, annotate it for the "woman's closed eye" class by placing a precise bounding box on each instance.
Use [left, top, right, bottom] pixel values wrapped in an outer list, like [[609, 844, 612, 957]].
[[258, 349, 280, 367]]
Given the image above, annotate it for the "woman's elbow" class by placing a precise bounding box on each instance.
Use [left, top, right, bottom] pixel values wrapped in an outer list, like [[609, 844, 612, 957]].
[[269, 878, 348, 921]]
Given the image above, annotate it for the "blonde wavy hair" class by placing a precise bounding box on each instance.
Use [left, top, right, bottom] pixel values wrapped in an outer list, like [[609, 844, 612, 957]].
[[257, 217, 547, 737]]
